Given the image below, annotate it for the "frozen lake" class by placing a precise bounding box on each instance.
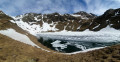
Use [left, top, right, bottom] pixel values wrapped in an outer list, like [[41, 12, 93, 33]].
[[37, 31, 120, 53]]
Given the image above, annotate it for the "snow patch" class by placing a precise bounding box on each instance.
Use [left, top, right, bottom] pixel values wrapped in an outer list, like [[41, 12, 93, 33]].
[[55, 15, 58, 16], [93, 24, 100, 29], [71, 14, 81, 17], [34, 17, 41, 21], [42, 21, 58, 31], [0, 28, 51, 52], [65, 47, 104, 55], [77, 26, 81, 30], [15, 20, 41, 35], [71, 14, 88, 19], [12, 16, 58, 36], [0, 29, 39, 48], [10, 20, 16, 23], [115, 11, 119, 16]]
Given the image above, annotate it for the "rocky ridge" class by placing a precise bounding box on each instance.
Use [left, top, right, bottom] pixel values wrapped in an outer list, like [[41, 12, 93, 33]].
[[12, 8, 120, 34]]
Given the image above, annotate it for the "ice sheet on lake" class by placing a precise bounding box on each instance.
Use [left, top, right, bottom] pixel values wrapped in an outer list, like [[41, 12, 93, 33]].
[[37, 26, 120, 43]]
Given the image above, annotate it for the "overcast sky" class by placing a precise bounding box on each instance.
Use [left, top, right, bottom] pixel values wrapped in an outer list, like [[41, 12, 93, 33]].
[[0, 0, 120, 16]]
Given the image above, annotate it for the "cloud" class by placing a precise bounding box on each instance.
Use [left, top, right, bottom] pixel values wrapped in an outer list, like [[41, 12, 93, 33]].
[[83, 0, 120, 15], [0, 0, 120, 16], [114, 0, 120, 2]]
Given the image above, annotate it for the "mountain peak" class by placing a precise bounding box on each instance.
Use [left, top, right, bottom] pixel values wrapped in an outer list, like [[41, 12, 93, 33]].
[[74, 11, 96, 18], [0, 10, 5, 14], [103, 8, 120, 17]]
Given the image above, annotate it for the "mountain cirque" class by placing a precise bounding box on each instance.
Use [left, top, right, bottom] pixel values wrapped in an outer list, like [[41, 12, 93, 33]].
[[0, 8, 120, 62], [14, 8, 120, 32]]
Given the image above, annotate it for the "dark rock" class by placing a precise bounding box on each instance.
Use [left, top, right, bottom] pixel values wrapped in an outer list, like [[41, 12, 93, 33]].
[[14, 8, 120, 32]]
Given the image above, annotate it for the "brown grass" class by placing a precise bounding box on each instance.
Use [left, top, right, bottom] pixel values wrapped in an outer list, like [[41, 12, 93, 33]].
[[0, 33, 120, 62]]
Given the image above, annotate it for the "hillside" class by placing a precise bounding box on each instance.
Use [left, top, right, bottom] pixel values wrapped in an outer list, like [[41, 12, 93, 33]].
[[1, 33, 120, 62]]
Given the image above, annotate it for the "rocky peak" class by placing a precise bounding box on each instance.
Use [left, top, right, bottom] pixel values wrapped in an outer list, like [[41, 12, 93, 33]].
[[15, 13, 42, 22], [24, 13, 39, 16], [0, 11, 13, 30], [74, 11, 96, 19], [0, 10, 12, 20], [0, 10, 5, 14], [18, 11, 93, 23], [89, 8, 120, 31], [102, 8, 120, 18], [49, 12, 60, 16]]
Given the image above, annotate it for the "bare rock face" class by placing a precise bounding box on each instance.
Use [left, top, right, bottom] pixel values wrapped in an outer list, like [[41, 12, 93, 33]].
[[15, 11, 96, 32], [89, 8, 120, 31]]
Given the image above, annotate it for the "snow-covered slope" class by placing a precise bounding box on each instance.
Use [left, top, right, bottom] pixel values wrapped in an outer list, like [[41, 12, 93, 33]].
[[0, 28, 39, 47], [0, 28, 51, 52], [12, 15, 59, 36], [12, 11, 96, 34]]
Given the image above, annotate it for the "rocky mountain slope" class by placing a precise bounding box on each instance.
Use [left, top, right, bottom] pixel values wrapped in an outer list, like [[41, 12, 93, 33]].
[[89, 8, 120, 31], [13, 11, 96, 34], [12, 8, 120, 34]]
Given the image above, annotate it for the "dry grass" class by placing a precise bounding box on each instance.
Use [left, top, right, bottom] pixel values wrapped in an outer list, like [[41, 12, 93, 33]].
[[0, 33, 120, 62]]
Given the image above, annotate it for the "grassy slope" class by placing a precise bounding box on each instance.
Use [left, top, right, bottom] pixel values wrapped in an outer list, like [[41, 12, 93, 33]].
[[0, 33, 120, 62]]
